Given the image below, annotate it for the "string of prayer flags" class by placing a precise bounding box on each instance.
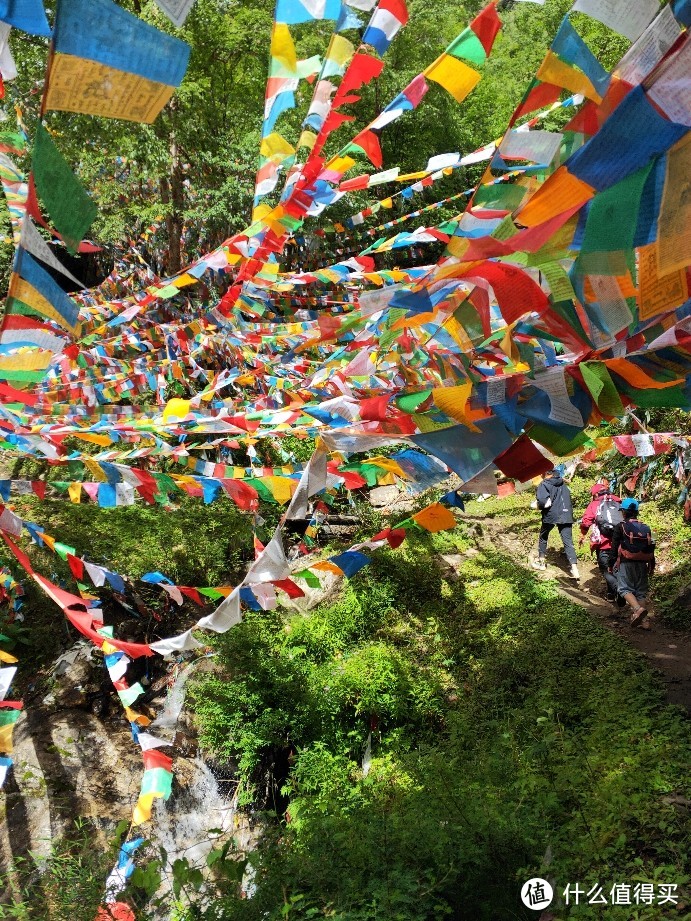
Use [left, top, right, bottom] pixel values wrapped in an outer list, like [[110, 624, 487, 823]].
[[0, 633, 21, 784], [0, 151, 27, 245], [44, 0, 190, 124], [424, 1, 502, 103]]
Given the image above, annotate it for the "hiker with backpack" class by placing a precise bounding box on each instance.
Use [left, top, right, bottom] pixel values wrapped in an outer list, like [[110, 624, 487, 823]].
[[610, 498, 655, 628], [532, 469, 580, 580], [579, 483, 625, 605]]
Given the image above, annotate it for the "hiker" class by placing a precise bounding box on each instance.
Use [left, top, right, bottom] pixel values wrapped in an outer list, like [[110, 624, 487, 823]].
[[532, 468, 580, 579], [610, 498, 655, 628], [579, 483, 625, 605]]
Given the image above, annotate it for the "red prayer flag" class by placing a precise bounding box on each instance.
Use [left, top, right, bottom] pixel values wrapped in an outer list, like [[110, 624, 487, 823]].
[[494, 434, 553, 482], [142, 749, 173, 772], [351, 129, 382, 168], [470, 2, 501, 56], [510, 81, 562, 124], [337, 54, 385, 99], [272, 578, 305, 599]]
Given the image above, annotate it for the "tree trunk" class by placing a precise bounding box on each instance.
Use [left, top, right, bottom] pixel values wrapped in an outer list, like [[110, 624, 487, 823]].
[[161, 101, 184, 276]]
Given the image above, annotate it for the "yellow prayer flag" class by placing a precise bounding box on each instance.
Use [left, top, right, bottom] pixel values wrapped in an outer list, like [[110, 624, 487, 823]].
[[425, 54, 481, 104], [74, 433, 111, 446], [0, 350, 53, 374], [328, 35, 355, 68], [328, 156, 356, 175], [172, 273, 198, 288], [45, 54, 176, 124], [637, 242, 688, 321], [0, 650, 18, 664], [252, 203, 272, 223], [657, 132, 691, 275], [260, 132, 295, 162], [270, 23, 297, 75], [0, 723, 16, 753], [432, 381, 480, 431], [162, 398, 191, 423], [83, 458, 108, 482], [260, 476, 297, 504], [132, 792, 157, 826], [298, 129, 317, 151], [68, 482, 82, 504], [537, 51, 603, 103]]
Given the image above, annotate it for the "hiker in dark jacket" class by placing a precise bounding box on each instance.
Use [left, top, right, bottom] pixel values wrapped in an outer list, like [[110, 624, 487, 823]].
[[532, 469, 580, 580], [610, 498, 655, 629]]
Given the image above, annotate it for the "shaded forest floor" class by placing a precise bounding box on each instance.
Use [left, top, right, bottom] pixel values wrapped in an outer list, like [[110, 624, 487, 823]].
[[458, 490, 691, 713]]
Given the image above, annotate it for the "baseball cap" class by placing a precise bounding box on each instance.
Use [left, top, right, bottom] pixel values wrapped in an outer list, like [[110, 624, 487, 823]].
[[621, 498, 639, 511]]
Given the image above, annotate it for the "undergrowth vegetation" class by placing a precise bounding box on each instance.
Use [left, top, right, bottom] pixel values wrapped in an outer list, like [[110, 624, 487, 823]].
[[190, 524, 691, 920]]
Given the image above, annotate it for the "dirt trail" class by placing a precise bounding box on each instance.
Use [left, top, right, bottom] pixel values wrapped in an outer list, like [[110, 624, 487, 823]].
[[455, 515, 691, 715]]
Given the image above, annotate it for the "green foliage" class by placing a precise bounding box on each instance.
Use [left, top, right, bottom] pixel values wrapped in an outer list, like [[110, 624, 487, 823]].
[[191, 531, 691, 920], [10, 494, 253, 587], [0, 819, 117, 920]]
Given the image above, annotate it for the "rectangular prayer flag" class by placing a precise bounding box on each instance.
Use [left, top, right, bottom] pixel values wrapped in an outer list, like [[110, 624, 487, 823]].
[[0, 0, 50, 36], [31, 124, 96, 253], [425, 54, 480, 103], [44, 0, 190, 124], [362, 0, 408, 54]]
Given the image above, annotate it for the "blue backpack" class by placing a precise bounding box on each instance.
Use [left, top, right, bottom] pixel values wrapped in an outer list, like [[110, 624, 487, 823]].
[[619, 520, 655, 562]]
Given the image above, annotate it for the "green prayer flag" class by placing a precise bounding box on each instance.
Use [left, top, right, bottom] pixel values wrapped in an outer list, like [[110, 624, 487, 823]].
[[396, 390, 431, 413], [32, 124, 97, 254], [454, 300, 484, 342], [118, 683, 145, 708], [619, 382, 689, 410], [448, 27, 487, 65], [54, 541, 77, 561], [294, 569, 321, 588], [575, 249, 629, 276], [529, 423, 593, 456], [141, 767, 173, 799], [199, 588, 225, 600], [0, 710, 21, 726], [581, 163, 652, 254], [580, 362, 624, 416]]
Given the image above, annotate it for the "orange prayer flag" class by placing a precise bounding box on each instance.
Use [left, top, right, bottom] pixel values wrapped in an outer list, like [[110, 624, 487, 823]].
[[412, 502, 457, 533], [516, 167, 595, 228], [605, 357, 684, 390]]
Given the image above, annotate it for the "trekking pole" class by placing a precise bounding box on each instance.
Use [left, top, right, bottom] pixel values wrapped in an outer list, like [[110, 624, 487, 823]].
[[628, 411, 651, 434]]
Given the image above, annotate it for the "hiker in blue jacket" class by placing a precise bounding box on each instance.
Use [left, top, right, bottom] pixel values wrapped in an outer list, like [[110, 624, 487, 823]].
[[610, 498, 655, 629], [532, 469, 580, 580]]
